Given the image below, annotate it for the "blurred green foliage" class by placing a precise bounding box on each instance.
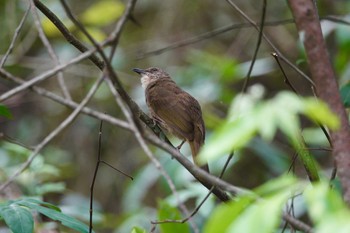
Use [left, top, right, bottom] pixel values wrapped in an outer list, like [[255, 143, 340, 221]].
[[0, 0, 349, 232]]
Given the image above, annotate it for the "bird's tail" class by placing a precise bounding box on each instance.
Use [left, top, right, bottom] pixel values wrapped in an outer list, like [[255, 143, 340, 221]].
[[189, 140, 209, 173]]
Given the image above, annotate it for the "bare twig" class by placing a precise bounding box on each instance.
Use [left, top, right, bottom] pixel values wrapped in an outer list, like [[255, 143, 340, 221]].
[[0, 68, 130, 130], [271, 52, 298, 93], [89, 121, 133, 233], [137, 19, 294, 59], [241, 0, 266, 92], [0, 5, 30, 68], [33, 0, 105, 69], [0, 74, 105, 192], [0, 133, 35, 151], [137, 15, 350, 60], [0, 47, 97, 102], [28, 0, 71, 100]]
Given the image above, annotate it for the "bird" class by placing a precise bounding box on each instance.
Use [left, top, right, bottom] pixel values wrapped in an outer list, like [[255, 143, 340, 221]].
[[133, 67, 209, 172]]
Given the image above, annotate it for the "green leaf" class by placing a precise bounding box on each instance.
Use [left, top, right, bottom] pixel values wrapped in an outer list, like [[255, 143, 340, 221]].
[[131, 226, 147, 233], [0, 104, 12, 119], [0, 202, 33, 233], [18, 199, 90, 233], [304, 99, 339, 129], [254, 175, 298, 197], [340, 82, 350, 107], [227, 191, 289, 233], [304, 183, 345, 223], [157, 201, 191, 233], [204, 195, 256, 233], [81, 0, 125, 26], [20, 198, 61, 212], [304, 182, 350, 233]]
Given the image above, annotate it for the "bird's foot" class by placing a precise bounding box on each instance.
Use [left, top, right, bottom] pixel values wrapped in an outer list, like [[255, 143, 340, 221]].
[[176, 140, 186, 151]]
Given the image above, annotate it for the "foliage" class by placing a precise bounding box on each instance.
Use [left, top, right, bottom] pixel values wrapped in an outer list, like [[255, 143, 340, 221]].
[[204, 176, 350, 233], [0, 104, 12, 119], [0, 198, 90, 233], [199, 87, 339, 162], [0, 142, 66, 196]]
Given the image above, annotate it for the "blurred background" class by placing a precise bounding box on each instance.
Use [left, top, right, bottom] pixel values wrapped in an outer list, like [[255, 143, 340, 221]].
[[0, 0, 350, 232]]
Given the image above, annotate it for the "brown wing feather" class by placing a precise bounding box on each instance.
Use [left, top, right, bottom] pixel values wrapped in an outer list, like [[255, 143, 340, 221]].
[[146, 80, 195, 139]]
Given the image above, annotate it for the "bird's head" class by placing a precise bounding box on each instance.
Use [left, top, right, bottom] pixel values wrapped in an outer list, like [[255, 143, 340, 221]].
[[132, 67, 170, 89]]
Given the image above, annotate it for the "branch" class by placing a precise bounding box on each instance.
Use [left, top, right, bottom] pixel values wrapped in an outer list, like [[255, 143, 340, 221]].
[[33, 0, 105, 69], [0, 5, 30, 68], [29, 0, 71, 99], [0, 68, 130, 130], [0, 47, 97, 102], [288, 0, 350, 205]]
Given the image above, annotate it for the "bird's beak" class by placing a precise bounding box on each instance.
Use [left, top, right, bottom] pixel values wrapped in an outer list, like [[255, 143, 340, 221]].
[[132, 68, 146, 75]]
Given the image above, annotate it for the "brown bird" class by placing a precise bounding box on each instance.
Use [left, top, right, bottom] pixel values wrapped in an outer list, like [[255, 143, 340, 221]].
[[133, 67, 209, 172]]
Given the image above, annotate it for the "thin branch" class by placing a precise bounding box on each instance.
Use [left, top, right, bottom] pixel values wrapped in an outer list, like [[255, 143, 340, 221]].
[[137, 19, 294, 59], [89, 120, 103, 233], [100, 160, 133, 180], [137, 15, 350, 60], [0, 46, 97, 102], [28, 0, 71, 100], [0, 68, 130, 130], [271, 52, 298, 93], [0, 74, 105, 192], [0, 5, 30, 68], [241, 0, 266, 93], [88, 121, 133, 233], [0, 133, 35, 151], [33, 0, 105, 69]]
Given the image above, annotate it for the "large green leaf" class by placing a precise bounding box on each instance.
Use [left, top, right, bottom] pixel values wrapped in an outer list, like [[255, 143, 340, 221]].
[[204, 195, 255, 233], [0, 202, 33, 233], [18, 199, 90, 233], [227, 190, 290, 233]]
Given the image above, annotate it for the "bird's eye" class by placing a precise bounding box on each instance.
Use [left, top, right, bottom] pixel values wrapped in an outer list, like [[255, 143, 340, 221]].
[[151, 68, 158, 72]]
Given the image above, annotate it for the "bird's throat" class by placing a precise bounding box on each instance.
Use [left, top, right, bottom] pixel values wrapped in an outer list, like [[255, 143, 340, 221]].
[[141, 74, 152, 89]]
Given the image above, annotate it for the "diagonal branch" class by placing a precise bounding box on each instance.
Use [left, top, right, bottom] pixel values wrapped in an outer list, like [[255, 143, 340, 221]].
[[0, 5, 30, 68], [28, 0, 71, 100], [0, 68, 130, 130]]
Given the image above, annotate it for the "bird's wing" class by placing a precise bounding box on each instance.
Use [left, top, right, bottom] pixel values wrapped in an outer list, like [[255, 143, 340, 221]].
[[147, 85, 196, 140]]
